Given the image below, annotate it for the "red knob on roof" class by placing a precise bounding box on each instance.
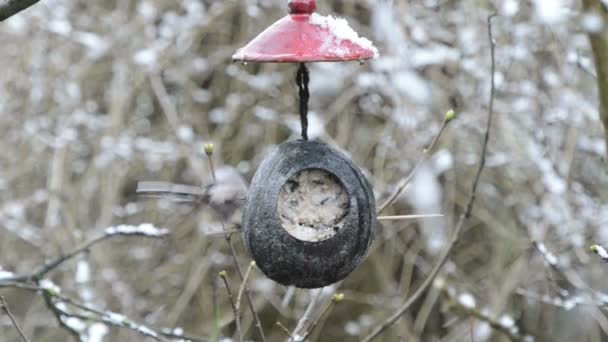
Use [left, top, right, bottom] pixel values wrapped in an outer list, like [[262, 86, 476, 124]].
[[288, 0, 316, 15], [232, 0, 379, 63]]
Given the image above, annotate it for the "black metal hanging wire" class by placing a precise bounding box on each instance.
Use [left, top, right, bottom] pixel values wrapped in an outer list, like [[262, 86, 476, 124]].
[[296, 63, 310, 141]]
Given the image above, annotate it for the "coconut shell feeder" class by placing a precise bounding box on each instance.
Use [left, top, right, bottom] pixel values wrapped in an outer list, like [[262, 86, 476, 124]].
[[235, 0, 380, 288]]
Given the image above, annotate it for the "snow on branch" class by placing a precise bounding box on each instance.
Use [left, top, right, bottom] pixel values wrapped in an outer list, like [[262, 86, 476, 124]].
[[105, 223, 169, 237], [0, 222, 207, 341], [434, 278, 531, 341], [534, 242, 558, 266], [591, 244, 608, 261]]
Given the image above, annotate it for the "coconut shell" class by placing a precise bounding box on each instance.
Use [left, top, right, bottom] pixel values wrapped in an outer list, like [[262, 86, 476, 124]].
[[242, 139, 376, 288]]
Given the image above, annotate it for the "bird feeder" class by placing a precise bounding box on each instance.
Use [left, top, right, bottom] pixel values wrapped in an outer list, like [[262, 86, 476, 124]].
[[234, 0, 379, 288]]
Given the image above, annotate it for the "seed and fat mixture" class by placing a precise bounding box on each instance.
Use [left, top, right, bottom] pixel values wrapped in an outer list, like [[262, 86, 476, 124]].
[[278, 169, 349, 242]]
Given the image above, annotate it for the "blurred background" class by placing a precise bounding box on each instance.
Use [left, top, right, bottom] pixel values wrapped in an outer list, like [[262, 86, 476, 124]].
[[1, 0, 608, 341]]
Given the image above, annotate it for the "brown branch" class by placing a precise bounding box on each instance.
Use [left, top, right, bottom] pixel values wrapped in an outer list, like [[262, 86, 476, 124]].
[[0, 296, 31, 342], [219, 270, 243, 342], [299, 293, 344, 341], [582, 0, 608, 155], [361, 14, 498, 342], [0, 0, 40, 21]]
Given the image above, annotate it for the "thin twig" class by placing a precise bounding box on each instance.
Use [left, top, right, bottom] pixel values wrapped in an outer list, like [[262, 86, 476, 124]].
[[150, 73, 180, 132], [299, 293, 344, 341], [0, 0, 40, 22], [219, 270, 243, 342], [0, 296, 31, 342], [7, 282, 208, 342], [377, 214, 443, 221], [435, 282, 525, 341], [204, 144, 266, 342], [378, 109, 454, 214], [469, 317, 475, 342], [276, 321, 294, 339], [362, 14, 498, 342], [0, 230, 209, 342], [11, 234, 110, 282], [289, 289, 322, 342], [235, 261, 256, 313], [8, 226, 169, 282], [42, 290, 82, 341]]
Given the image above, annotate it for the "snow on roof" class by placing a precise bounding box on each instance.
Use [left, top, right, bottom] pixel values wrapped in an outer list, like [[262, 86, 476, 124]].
[[309, 13, 379, 58]]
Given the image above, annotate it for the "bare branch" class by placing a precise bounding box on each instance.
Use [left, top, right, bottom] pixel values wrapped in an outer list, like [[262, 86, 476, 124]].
[[276, 321, 294, 339], [289, 289, 322, 342], [0, 0, 40, 22], [0, 296, 31, 342], [377, 109, 455, 214], [377, 214, 443, 221], [361, 14, 498, 342], [581, 0, 608, 155], [219, 270, 242, 342], [434, 281, 528, 341], [2, 282, 208, 342], [204, 144, 266, 342], [299, 293, 344, 341], [235, 261, 256, 314], [8, 224, 169, 282]]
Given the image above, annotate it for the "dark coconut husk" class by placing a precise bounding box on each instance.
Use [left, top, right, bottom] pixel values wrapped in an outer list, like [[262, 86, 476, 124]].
[[242, 139, 376, 288]]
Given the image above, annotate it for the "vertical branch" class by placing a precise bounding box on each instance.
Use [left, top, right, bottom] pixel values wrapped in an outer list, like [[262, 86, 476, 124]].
[[0, 296, 31, 342], [219, 271, 242, 342], [361, 14, 498, 342], [204, 144, 266, 342], [582, 0, 608, 154]]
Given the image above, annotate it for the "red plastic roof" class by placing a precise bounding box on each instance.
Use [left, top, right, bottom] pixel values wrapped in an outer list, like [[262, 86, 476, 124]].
[[232, 0, 378, 63]]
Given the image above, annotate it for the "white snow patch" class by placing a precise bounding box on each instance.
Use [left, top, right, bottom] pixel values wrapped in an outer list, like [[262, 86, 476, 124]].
[[177, 125, 194, 142], [537, 242, 558, 266], [582, 12, 604, 33], [498, 314, 515, 328], [103, 311, 127, 324], [105, 223, 169, 237], [594, 245, 608, 259], [458, 292, 476, 309], [134, 48, 158, 68], [88, 323, 109, 342], [63, 316, 87, 332], [40, 279, 62, 294], [309, 13, 379, 58], [407, 166, 445, 254], [501, 0, 520, 17], [136, 325, 158, 338], [76, 260, 90, 283], [533, 0, 566, 24], [345, 321, 361, 335], [433, 149, 454, 174], [0, 267, 14, 280]]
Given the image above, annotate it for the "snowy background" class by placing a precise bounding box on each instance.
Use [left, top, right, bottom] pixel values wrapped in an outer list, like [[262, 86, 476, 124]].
[[1, 0, 608, 341]]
